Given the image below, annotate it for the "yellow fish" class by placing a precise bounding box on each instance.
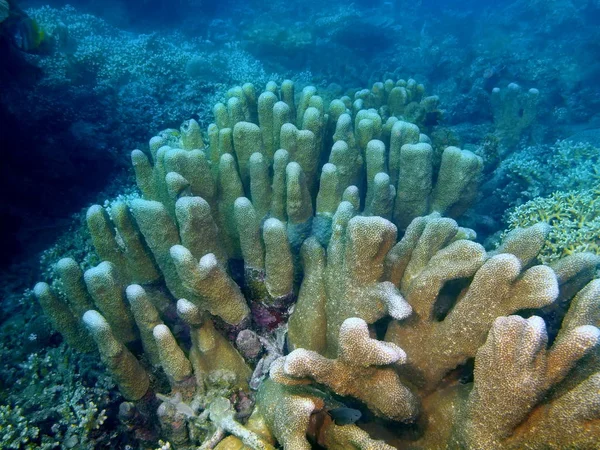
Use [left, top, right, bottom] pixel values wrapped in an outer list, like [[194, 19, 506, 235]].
[[1, 0, 46, 53]]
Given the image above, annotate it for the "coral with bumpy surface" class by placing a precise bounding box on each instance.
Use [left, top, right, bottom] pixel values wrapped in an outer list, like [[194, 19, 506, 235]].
[[491, 82, 539, 152], [415, 276, 600, 450], [505, 185, 600, 263], [385, 218, 557, 391], [31, 79, 600, 449], [274, 317, 418, 421]]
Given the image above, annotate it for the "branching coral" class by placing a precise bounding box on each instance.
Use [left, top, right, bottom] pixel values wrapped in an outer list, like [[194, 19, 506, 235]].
[[257, 212, 600, 449], [274, 317, 418, 421], [417, 276, 600, 450], [0, 345, 117, 449], [288, 213, 412, 358], [30, 78, 600, 449], [505, 185, 600, 263], [491, 82, 539, 152], [483, 139, 600, 210], [386, 218, 557, 391], [461, 313, 599, 449]]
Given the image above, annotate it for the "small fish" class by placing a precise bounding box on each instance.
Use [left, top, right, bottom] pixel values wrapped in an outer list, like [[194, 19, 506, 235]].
[[8, 15, 44, 52], [327, 407, 362, 426], [1, 0, 45, 53]]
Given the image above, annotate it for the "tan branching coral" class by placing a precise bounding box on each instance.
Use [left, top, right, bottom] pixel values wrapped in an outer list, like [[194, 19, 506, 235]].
[[413, 278, 600, 449], [273, 209, 599, 448], [177, 299, 252, 391], [255, 379, 395, 450], [33, 282, 93, 353], [273, 317, 418, 421], [461, 314, 599, 449], [385, 215, 558, 391], [82, 310, 150, 401], [255, 380, 324, 450], [32, 78, 600, 449], [288, 207, 412, 357]]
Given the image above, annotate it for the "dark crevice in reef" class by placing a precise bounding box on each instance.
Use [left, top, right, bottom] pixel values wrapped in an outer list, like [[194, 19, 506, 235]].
[[0, 99, 120, 269]]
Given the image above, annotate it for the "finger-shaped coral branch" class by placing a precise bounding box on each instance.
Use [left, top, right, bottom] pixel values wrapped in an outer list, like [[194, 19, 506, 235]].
[[256, 380, 324, 450], [177, 299, 251, 390], [273, 318, 418, 421], [170, 246, 250, 325], [462, 314, 599, 449], [289, 206, 411, 357], [386, 219, 558, 391], [464, 316, 550, 447], [82, 310, 149, 401]]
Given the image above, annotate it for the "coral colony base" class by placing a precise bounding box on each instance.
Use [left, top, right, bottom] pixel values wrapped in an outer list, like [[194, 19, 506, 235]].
[[33, 79, 600, 449]]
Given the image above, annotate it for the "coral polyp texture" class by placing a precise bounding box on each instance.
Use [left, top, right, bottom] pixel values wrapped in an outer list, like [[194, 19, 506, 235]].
[[491, 82, 540, 152], [505, 185, 600, 263], [32, 79, 600, 449]]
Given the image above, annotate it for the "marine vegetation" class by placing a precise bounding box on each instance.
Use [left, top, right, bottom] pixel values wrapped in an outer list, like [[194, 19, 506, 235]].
[[28, 79, 600, 449]]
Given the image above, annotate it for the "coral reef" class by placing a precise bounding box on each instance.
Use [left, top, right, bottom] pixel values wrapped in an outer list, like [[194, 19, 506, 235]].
[[2, 1, 600, 447], [5, 0, 600, 272], [0, 344, 120, 449], [260, 216, 600, 449], [26, 78, 600, 450], [486, 139, 600, 206], [0, 4, 279, 267], [505, 186, 600, 263], [28, 78, 482, 447], [25, 5, 275, 144]]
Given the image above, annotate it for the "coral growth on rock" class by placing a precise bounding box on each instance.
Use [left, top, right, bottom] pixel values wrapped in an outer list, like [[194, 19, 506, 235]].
[[505, 185, 600, 263], [30, 79, 600, 449]]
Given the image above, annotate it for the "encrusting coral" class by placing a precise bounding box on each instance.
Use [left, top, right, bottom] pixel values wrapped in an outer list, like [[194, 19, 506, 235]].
[[32, 79, 600, 449]]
